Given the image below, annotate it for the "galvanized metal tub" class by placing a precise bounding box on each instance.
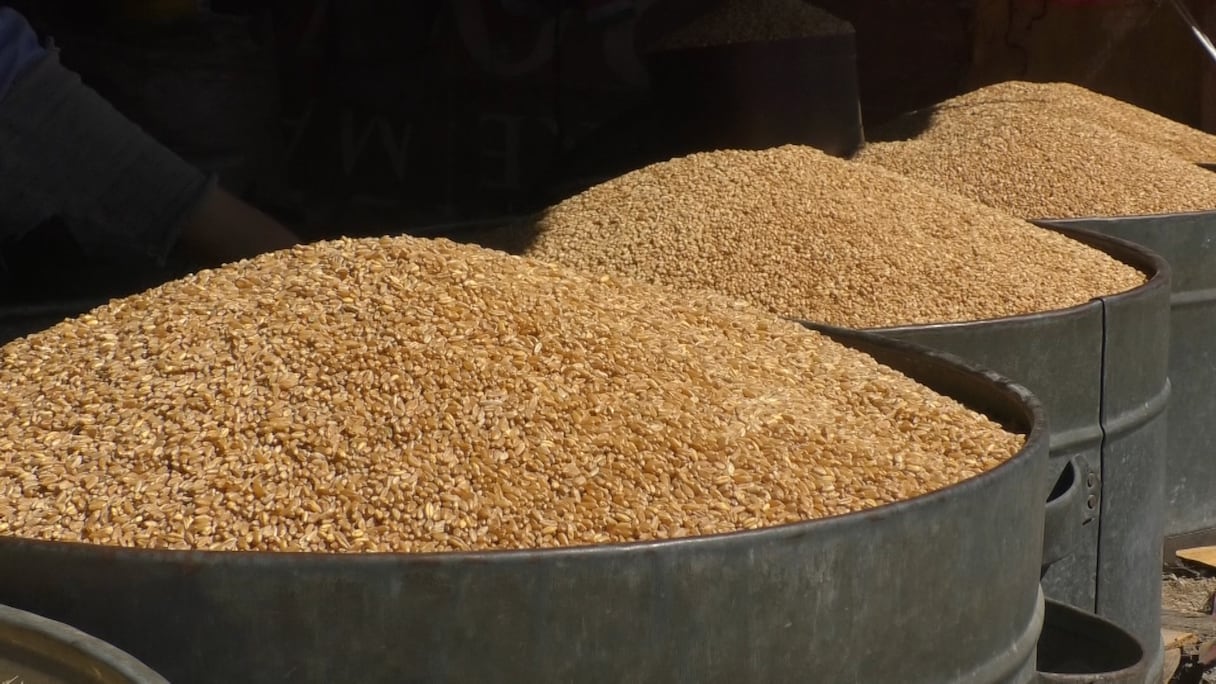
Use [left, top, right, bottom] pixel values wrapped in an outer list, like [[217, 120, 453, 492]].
[[802, 226, 1170, 683], [0, 603, 168, 683], [0, 329, 1049, 684], [1034, 211, 1216, 564]]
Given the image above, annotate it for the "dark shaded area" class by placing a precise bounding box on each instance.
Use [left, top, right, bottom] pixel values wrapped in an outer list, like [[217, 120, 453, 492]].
[[540, 31, 863, 204], [1038, 600, 1145, 680], [807, 0, 975, 128], [860, 105, 936, 143], [0, 220, 190, 304], [0, 218, 203, 344], [0, 0, 867, 339], [406, 214, 542, 255]]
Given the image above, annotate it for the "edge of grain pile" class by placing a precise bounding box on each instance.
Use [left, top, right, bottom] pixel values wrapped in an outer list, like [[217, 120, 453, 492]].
[[523, 145, 1146, 328], [0, 236, 1026, 554], [894, 80, 1216, 164], [858, 89, 1216, 219]]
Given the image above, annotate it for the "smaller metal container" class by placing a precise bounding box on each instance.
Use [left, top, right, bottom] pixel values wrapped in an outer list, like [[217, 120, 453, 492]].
[[0, 603, 168, 684], [803, 225, 1170, 684]]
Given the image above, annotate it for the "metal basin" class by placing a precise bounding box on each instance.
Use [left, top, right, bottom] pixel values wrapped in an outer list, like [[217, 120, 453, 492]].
[[1034, 210, 1216, 564], [803, 226, 1170, 684], [0, 603, 167, 684], [0, 329, 1048, 684]]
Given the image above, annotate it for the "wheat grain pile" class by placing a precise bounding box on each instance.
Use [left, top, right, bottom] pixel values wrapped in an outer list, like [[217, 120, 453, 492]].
[[0, 236, 1024, 553], [859, 98, 1216, 218], [524, 145, 1145, 328]]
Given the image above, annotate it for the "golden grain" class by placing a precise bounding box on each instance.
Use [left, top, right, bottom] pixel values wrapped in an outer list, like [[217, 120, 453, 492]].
[[859, 90, 1216, 218], [925, 80, 1216, 163], [524, 145, 1144, 328], [0, 236, 1022, 553]]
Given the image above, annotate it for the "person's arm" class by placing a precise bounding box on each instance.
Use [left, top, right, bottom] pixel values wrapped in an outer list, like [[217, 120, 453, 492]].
[[177, 184, 301, 265], [0, 9, 299, 268]]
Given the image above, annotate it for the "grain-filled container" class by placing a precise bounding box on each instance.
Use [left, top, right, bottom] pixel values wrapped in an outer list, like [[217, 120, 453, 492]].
[[858, 82, 1216, 563], [0, 603, 168, 683], [520, 144, 1170, 682], [0, 235, 1054, 683], [803, 227, 1169, 684], [1035, 212, 1213, 564]]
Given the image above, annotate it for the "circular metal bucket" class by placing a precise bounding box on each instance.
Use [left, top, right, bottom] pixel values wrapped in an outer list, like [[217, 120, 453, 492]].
[[0, 603, 167, 683], [0, 329, 1048, 683], [1034, 209, 1216, 564], [802, 226, 1170, 684]]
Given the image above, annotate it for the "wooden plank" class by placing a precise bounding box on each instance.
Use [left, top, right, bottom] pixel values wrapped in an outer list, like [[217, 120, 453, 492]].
[[1177, 546, 1216, 570], [1166, 628, 1201, 649], [1163, 648, 1182, 683]]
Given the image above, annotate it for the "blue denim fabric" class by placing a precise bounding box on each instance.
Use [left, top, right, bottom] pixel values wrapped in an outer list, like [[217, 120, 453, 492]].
[[0, 7, 44, 102], [0, 51, 212, 260]]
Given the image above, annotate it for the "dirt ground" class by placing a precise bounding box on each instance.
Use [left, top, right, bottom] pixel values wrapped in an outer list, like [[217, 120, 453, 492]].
[[1162, 570, 1216, 683], [1164, 574, 1216, 614]]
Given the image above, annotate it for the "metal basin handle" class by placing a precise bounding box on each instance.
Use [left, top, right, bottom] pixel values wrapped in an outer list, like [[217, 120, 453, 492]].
[[1042, 458, 1089, 570], [1037, 599, 1147, 683]]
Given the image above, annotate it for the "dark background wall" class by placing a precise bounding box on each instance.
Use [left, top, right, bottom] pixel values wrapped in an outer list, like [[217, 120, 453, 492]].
[[7, 0, 1215, 240]]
